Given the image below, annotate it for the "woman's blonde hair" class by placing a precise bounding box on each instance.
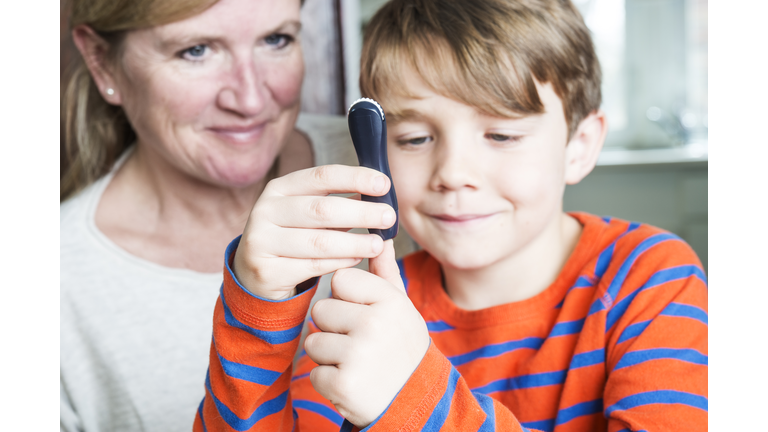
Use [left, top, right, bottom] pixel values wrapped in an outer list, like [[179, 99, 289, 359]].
[[60, 0, 219, 202]]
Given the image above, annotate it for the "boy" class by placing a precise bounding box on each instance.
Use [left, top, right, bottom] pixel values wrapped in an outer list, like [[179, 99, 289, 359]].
[[194, 0, 707, 431]]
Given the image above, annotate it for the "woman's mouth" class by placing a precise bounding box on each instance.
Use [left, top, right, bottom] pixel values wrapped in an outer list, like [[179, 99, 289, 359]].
[[208, 123, 267, 144]]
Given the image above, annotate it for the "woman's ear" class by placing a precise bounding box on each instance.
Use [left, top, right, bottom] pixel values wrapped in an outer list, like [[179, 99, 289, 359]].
[[71, 25, 123, 105], [563, 109, 608, 185]]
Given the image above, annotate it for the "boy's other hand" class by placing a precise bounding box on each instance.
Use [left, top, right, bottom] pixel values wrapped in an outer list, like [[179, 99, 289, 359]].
[[232, 165, 397, 300], [305, 240, 430, 428]]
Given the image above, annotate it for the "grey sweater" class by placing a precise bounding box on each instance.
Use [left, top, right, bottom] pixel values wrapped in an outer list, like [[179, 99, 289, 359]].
[[59, 114, 355, 432]]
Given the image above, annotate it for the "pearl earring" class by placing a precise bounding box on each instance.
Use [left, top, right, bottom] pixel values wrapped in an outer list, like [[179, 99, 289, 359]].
[[106, 88, 115, 95]]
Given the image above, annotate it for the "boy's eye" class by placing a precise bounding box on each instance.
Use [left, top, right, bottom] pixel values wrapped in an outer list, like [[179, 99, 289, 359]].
[[485, 133, 523, 144], [397, 136, 432, 146], [264, 33, 294, 49], [180, 44, 209, 61]]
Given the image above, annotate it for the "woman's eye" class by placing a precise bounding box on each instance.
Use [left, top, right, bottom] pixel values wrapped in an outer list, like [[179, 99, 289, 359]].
[[265, 33, 293, 49], [180, 44, 208, 60], [398, 136, 432, 146]]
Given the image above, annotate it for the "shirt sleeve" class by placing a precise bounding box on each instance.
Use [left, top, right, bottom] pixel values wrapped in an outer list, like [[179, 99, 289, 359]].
[[194, 236, 321, 432], [601, 234, 708, 431], [341, 341, 542, 432]]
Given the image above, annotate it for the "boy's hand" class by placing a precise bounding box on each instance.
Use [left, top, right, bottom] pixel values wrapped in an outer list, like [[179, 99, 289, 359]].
[[233, 165, 397, 300], [305, 240, 430, 428]]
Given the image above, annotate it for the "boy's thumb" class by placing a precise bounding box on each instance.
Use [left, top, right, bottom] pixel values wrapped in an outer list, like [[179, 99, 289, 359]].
[[368, 239, 406, 293]]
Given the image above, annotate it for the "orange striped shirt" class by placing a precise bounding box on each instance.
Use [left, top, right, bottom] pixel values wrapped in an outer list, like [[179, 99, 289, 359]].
[[195, 212, 708, 432]]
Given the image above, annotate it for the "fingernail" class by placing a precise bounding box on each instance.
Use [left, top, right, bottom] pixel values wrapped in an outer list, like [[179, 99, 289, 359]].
[[373, 176, 387, 193], [372, 236, 383, 254], [382, 209, 395, 227]]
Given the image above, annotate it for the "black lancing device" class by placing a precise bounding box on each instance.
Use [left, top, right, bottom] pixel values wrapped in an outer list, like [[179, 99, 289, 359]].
[[347, 97, 399, 240]]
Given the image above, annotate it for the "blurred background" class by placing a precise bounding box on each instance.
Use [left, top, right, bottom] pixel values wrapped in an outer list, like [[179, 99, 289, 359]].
[[61, 0, 708, 271], [340, 0, 708, 271]]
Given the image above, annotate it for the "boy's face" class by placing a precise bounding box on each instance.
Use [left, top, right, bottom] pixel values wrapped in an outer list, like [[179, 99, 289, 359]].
[[385, 65, 578, 271]]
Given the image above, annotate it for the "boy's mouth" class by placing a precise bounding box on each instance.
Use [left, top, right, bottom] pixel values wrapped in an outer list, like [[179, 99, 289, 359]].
[[430, 213, 496, 226]]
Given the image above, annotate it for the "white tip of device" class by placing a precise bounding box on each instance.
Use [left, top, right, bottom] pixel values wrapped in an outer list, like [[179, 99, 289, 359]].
[[348, 97, 384, 120]]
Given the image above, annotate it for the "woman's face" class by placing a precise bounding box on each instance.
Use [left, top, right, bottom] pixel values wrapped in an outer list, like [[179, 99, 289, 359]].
[[112, 0, 304, 188]]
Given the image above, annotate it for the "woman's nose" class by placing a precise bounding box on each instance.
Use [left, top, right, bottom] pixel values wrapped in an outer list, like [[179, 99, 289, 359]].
[[429, 140, 481, 192], [217, 59, 267, 117]]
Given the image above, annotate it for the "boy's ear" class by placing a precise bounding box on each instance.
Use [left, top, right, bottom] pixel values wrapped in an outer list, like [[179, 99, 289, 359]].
[[563, 109, 607, 185], [71, 25, 124, 105]]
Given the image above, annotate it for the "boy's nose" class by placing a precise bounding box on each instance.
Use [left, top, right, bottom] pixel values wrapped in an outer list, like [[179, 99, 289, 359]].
[[216, 58, 267, 117], [430, 142, 481, 192]]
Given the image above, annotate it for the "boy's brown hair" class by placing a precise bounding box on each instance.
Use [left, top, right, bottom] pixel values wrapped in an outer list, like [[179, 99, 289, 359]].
[[360, 0, 602, 140]]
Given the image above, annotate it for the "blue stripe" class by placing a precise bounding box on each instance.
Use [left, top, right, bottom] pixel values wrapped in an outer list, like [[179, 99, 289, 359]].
[[555, 398, 603, 426], [594, 243, 615, 279], [605, 233, 680, 305], [555, 276, 595, 309], [521, 418, 554, 432], [447, 337, 544, 367], [397, 258, 409, 294], [475, 392, 496, 432], [588, 297, 607, 315], [661, 302, 708, 325], [473, 370, 566, 394], [205, 370, 288, 431], [606, 265, 706, 331], [291, 372, 310, 382], [216, 349, 282, 386], [220, 288, 304, 345], [601, 216, 613, 224], [593, 220, 641, 281], [293, 399, 343, 426], [569, 348, 605, 369], [614, 348, 708, 371], [426, 320, 455, 332], [572, 276, 596, 289], [197, 396, 208, 432], [617, 320, 651, 344], [422, 367, 461, 431], [549, 319, 585, 337], [605, 390, 708, 416]]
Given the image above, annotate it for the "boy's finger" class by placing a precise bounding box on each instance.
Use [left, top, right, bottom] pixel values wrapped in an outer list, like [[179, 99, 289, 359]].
[[304, 331, 351, 365], [265, 165, 391, 198], [309, 365, 342, 403], [265, 196, 396, 230], [311, 298, 368, 335], [233, 256, 361, 297], [330, 267, 395, 305], [368, 240, 406, 293], [292, 257, 363, 280], [268, 229, 384, 259]]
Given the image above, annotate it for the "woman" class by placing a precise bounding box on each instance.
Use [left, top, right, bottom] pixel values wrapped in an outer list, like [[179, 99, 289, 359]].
[[60, 0, 316, 430]]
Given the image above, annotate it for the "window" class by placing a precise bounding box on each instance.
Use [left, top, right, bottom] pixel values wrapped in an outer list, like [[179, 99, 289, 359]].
[[347, 0, 708, 149], [574, 0, 708, 147]]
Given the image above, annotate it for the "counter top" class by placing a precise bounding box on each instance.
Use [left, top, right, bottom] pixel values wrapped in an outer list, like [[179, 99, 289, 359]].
[[597, 141, 708, 167]]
